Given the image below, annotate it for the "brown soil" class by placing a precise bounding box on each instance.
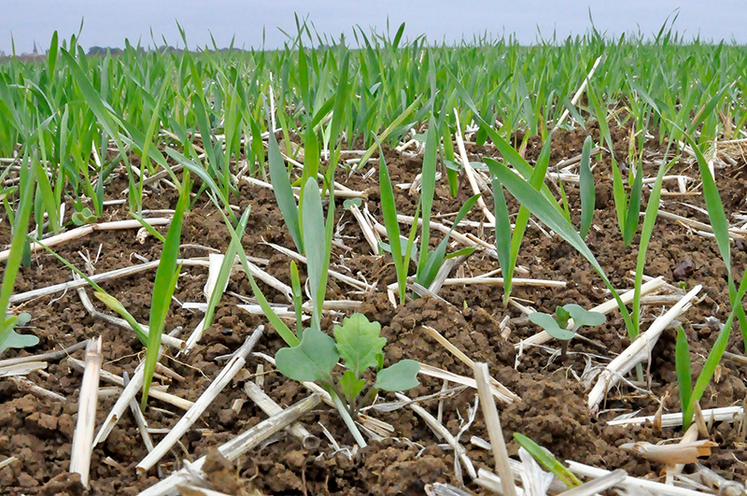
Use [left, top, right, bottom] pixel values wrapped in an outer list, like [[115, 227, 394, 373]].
[[1, 123, 746, 495]]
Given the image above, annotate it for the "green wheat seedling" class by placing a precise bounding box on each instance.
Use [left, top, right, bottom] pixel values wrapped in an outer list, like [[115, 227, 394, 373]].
[[0, 155, 39, 355], [514, 433, 582, 490], [587, 81, 644, 247], [452, 77, 575, 306], [377, 119, 480, 305], [80, 175, 190, 409], [529, 304, 605, 360], [5, 26, 747, 237], [668, 129, 747, 431], [683, 130, 747, 348]]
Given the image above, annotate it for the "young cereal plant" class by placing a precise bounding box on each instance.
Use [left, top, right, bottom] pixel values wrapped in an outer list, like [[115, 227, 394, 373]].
[[514, 433, 582, 490], [377, 119, 480, 304], [670, 128, 747, 430], [0, 156, 39, 355], [92, 173, 191, 409], [529, 304, 605, 360], [587, 81, 643, 247]]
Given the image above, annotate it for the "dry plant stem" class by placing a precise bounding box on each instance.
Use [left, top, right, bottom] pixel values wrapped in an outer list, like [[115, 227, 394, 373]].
[[442, 276, 566, 288], [70, 337, 103, 489], [657, 210, 746, 239], [243, 381, 319, 450], [76, 284, 185, 350], [385, 214, 497, 254], [692, 401, 710, 438], [419, 363, 515, 404], [473, 363, 516, 496], [395, 392, 477, 479], [67, 357, 193, 411], [549, 146, 604, 172], [607, 405, 743, 427], [588, 285, 702, 412], [9, 376, 66, 402], [0, 361, 47, 377], [639, 295, 693, 306], [553, 55, 603, 131], [0, 457, 18, 470], [516, 276, 666, 349], [238, 257, 293, 302], [425, 482, 478, 496], [407, 282, 451, 304], [428, 254, 470, 295], [137, 326, 264, 472], [453, 110, 496, 224], [301, 300, 364, 312], [666, 424, 700, 485], [349, 203, 380, 254], [182, 254, 224, 351], [92, 359, 148, 447], [137, 393, 321, 496], [422, 326, 519, 403], [556, 469, 627, 496], [263, 242, 370, 291], [0, 218, 171, 262], [475, 468, 525, 496], [123, 372, 156, 454], [243, 176, 365, 198], [694, 463, 746, 496], [565, 460, 707, 496], [0, 339, 89, 368], [10, 258, 208, 304]]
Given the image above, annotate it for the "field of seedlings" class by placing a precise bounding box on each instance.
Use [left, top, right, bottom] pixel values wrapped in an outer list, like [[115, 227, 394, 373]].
[[1, 23, 747, 495]]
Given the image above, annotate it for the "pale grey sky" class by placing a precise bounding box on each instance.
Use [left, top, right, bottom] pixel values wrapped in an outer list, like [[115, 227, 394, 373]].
[[3, 0, 746, 53]]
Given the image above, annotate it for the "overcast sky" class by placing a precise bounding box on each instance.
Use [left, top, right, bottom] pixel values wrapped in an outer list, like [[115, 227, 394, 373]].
[[3, 0, 746, 54]]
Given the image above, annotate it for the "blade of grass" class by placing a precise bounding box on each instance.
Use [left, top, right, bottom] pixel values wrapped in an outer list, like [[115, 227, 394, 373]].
[[675, 327, 692, 429], [202, 208, 250, 330], [682, 130, 747, 346], [301, 178, 326, 330], [210, 197, 299, 347], [141, 173, 190, 410], [514, 433, 582, 489], [0, 155, 37, 355], [578, 135, 594, 239], [416, 115, 438, 278], [377, 144, 406, 304], [268, 129, 303, 253]]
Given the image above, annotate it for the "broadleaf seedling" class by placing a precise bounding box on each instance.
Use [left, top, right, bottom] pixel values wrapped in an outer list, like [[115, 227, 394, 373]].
[[529, 304, 605, 359], [275, 313, 420, 419]]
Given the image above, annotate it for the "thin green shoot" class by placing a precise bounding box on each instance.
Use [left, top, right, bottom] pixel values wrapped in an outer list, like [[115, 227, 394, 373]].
[[141, 172, 190, 410], [211, 200, 299, 347], [0, 156, 39, 355], [202, 209, 251, 330], [513, 433, 582, 489], [268, 129, 303, 253], [578, 135, 595, 239], [682, 130, 747, 348], [675, 327, 692, 430]]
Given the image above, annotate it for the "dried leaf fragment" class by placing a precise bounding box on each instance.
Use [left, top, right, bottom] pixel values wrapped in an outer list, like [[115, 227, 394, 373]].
[[620, 440, 718, 465]]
